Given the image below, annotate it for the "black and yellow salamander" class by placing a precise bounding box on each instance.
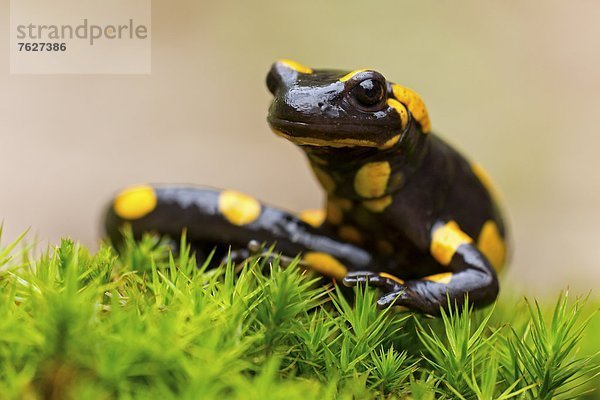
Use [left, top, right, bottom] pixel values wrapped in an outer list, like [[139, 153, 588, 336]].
[[105, 59, 508, 315]]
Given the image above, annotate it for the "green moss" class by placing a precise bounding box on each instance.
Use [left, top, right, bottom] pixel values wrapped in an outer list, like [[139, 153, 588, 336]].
[[0, 229, 597, 399]]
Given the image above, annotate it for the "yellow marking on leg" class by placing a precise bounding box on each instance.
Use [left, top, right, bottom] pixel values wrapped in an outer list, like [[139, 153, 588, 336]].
[[278, 59, 313, 74], [298, 209, 326, 228], [424, 272, 453, 284], [386, 99, 409, 130], [326, 201, 343, 225], [302, 252, 347, 279], [218, 190, 261, 226], [430, 221, 473, 266], [362, 195, 392, 212], [379, 272, 404, 285], [354, 161, 391, 198], [339, 69, 371, 82], [338, 225, 363, 244], [376, 240, 394, 255], [311, 164, 336, 194], [391, 84, 430, 133], [113, 185, 157, 220], [477, 220, 506, 271]]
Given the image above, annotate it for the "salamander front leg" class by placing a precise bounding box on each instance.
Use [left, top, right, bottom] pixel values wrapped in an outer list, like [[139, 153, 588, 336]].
[[344, 221, 499, 315]]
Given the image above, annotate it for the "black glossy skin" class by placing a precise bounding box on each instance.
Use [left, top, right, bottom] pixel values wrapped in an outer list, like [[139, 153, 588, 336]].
[[105, 61, 507, 315]]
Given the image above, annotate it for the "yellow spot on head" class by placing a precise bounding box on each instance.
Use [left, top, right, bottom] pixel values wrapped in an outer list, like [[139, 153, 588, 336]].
[[218, 190, 261, 226], [391, 84, 430, 133], [113, 185, 157, 220], [354, 161, 392, 198], [339, 69, 371, 82], [362, 195, 392, 213], [386, 99, 409, 131], [379, 272, 404, 285], [273, 128, 387, 148], [477, 220, 506, 271], [311, 164, 336, 194], [303, 252, 347, 279], [379, 134, 401, 150], [430, 221, 473, 266], [338, 225, 363, 244], [278, 59, 313, 74], [424, 272, 453, 284], [298, 209, 326, 228]]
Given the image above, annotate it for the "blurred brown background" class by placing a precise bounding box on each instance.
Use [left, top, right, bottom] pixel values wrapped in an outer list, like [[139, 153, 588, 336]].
[[1, 0, 599, 296]]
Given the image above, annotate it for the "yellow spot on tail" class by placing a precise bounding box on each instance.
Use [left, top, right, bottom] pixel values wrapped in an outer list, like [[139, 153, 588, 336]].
[[113, 185, 157, 220], [303, 252, 347, 279], [379, 272, 404, 284], [218, 190, 261, 226], [278, 59, 313, 74], [338, 225, 363, 244], [386, 99, 409, 131], [354, 161, 391, 198], [424, 272, 453, 284], [391, 84, 430, 133], [311, 165, 336, 194], [430, 221, 473, 266], [477, 220, 506, 271], [298, 209, 326, 228], [362, 195, 392, 213], [339, 69, 371, 82]]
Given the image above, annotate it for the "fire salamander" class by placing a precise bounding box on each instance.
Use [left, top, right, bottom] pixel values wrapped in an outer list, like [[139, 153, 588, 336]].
[[104, 60, 508, 315]]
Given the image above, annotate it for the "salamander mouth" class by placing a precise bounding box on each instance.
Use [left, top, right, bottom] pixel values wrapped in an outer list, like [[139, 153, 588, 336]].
[[267, 117, 402, 148]]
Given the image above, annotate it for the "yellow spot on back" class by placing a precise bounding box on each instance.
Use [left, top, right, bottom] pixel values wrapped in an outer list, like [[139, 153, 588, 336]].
[[338, 225, 363, 244], [303, 252, 348, 279], [477, 220, 506, 271], [113, 185, 157, 220], [339, 69, 371, 82], [391, 84, 431, 133], [218, 190, 261, 226], [362, 195, 392, 213], [386, 99, 409, 130], [379, 272, 404, 284], [311, 165, 336, 194], [471, 163, 502, 201], [424, 272, 453, 284], [430, 221, 473, 266], [354, 161, 391, 198], [298, 209, 326, 228], [278, 59, 313, 74]]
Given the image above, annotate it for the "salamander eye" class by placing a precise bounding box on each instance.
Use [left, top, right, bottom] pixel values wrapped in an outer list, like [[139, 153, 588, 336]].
[[352, 79, 385, 107]]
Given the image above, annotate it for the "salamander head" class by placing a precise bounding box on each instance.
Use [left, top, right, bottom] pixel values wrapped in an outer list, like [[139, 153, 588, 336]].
[[266, 59, 430, 150]]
